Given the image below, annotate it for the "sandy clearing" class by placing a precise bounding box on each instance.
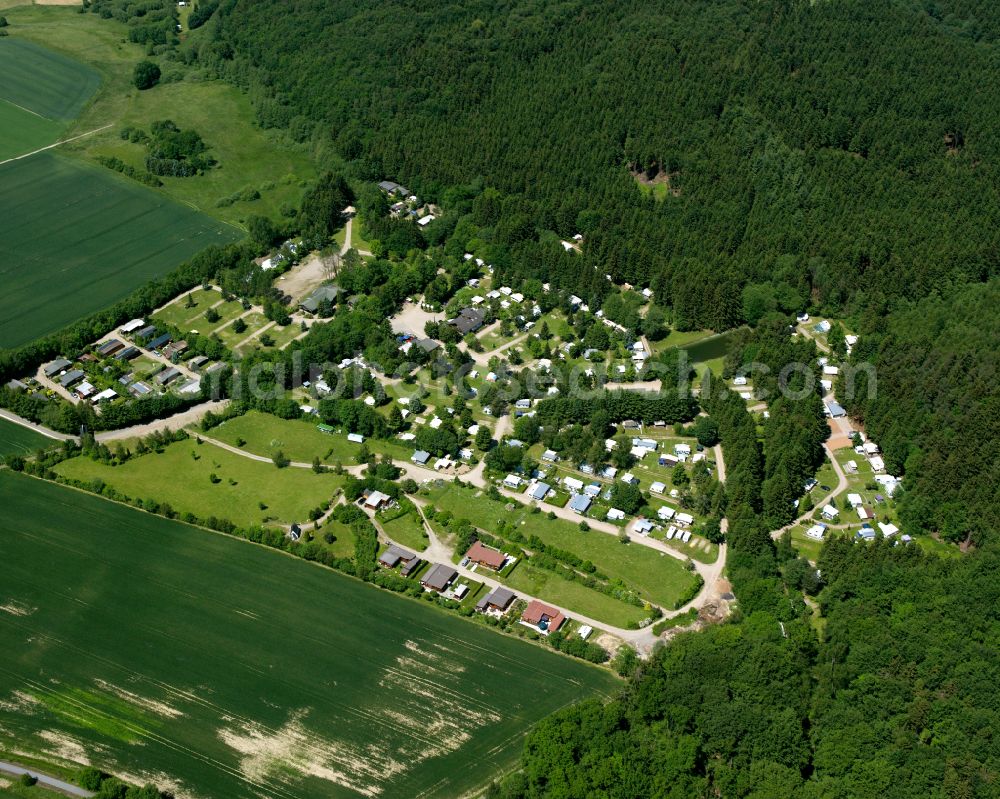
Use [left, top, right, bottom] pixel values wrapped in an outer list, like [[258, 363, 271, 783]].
[[389, 301, 443, 336], [275, 254, 327, 303], [0, 691, 41, 714]]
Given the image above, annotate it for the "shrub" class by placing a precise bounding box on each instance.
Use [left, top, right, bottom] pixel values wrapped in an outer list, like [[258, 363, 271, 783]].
[[133, 60, 161, 90]]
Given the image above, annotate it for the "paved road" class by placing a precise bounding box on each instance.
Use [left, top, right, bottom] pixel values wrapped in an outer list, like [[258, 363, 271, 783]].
[[0, 761, 93, 797]]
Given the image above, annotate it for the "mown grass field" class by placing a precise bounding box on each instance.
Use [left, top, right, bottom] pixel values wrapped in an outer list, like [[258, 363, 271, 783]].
[[0, 473, 615, 799], [425, 484, 698, 609], [0, 152, 240, 348], [0, 418, 58, 455], [211, 411, 413, 465], [53, 438, 341, 526]]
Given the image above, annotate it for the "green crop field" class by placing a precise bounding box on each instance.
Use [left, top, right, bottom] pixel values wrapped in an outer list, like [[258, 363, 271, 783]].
[[0, 152, 240, 348], [0, 100, 63, 161], [0, 474, 615, 798], [0, 38, 100, 121], [0, 38, 100, 160], [54, 438, 341, 527], [0, 418, 59, 456]]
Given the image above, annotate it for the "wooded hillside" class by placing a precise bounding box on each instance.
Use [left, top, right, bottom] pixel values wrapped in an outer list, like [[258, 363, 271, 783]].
[[190, 0, 1000, 328]]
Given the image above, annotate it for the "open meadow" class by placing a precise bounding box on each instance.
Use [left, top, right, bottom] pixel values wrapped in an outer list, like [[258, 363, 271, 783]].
[[0, 152, 239, 348], [53, 438, 341, 527], [0, 474, 615, 799], [211, 411, 414, 465]]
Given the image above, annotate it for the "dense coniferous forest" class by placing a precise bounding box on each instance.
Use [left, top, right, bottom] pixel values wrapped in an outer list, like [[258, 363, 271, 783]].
[[188, 0, 1000, 323]]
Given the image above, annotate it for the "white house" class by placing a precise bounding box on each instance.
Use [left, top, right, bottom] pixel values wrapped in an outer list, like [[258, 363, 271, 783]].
[[657, 505, 676, 521], [347, 433, 364, 444], [503, 474, 523, 489], [675, 512, 694, 527], [606, 508, 626, 521], [650, 481, 666, 494], [806, 523, 827, 540], [869, 455, 886, 473], [563, 476, 584, 492], [878, 522, 900, 537], [847, 493, 863, 508], [621, 473, 639, 485], [821, 504, 839, 520]]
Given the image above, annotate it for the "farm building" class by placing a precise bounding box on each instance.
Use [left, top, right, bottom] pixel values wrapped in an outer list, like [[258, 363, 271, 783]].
[[476, 587, 516, 614], [521, 600, 565, 634], [421, 563, 457, 592], [465, 541, 507, 571]]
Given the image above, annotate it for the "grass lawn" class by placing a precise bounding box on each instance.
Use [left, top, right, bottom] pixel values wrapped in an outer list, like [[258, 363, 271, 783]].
[[0, 152, 240, 349], [217, 312, 269, 349], [152, 288, 242, 334], [314, 517, 357, 559], [788, 524, 827, 563], [0, 472, 615, 799], [0, 418, 59, 456], [3, 7, 317, 227], [210, 410, 412, 465], [379, 508, 429, 551], [424, 483, 698, 609], [502, 561, 648, 628], [53, 438, 342, 526]]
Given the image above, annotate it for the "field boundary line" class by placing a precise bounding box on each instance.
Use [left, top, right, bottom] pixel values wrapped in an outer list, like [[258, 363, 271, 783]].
[[0, 124, 113, 167], [0, 96, 49, 120]]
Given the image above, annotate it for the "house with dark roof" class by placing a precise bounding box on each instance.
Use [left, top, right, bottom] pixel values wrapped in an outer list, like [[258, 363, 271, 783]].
[[43, 358, 72, 378], [465, 541, 507, 571], [148, 333, 172, 351], [299, 285, 341, 314], [96, 339, 125, 358], [421, 563, 457, 592], [415, 338, 440, 354], [59, 369, 86, 388], [449, 307, 485, 335], [378, 545, 420, 575], [476, 587, 516, 614]]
